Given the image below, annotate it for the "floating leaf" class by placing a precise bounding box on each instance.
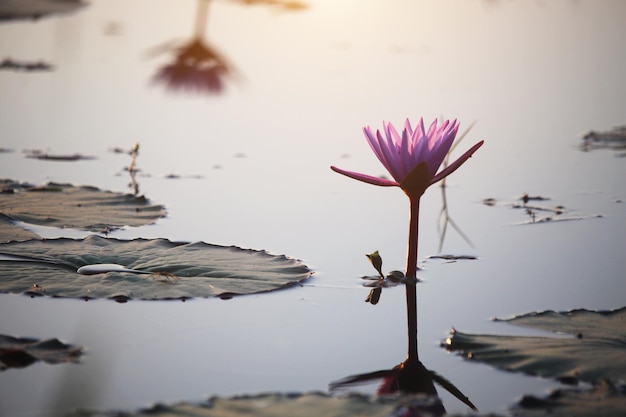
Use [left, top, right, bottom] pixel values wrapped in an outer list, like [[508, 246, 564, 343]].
[[0, 0, 86, 21], [0, 235, 312, 301], [0, 213, 40, 242], [444, 307, 626, 385], [428, 255, 477, 261], [66, 392, 447, 417], [64, 386, 626, 417], [0, 179, 166, 237], [0, 59, 54, 72], [581, 125, 626, 152], [24, 151, 95, 161], [511, 380, 626, 417], [0, 334, 83, 370], [361, 271, 405, 305], [360, 251, 407, 305]]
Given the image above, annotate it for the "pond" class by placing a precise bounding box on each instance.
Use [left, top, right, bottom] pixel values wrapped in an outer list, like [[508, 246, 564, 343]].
[[1, 0, 625, 415]]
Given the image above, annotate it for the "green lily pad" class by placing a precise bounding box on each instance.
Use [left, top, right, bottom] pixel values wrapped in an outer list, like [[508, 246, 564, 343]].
[[66, 385, 626, 417], [444, 307, 626, 385], [0, 179, 166, 240], [66, 392, 445, 417], [0, 235, 312, 301], [0, 213, 40, 242], [0, 334, 83, 371], [511, 380, 626, 417]]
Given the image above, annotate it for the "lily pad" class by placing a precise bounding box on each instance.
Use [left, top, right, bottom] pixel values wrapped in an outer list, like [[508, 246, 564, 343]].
[[24, 150, 95, 161], [0, 179, 166, 238], [0, 213, 40, 242], [0, 59, 54, 71], [428, 254, 478, 261], [66, 392, 445, 417], [582, 125, 626, 153], [0, 0, 86, 21], [0, 334, 83, 370], [64, 384, 626, 417], [0, 235, 312, 301], [511, 380, 626, 417], [443, 307, 626, 385]]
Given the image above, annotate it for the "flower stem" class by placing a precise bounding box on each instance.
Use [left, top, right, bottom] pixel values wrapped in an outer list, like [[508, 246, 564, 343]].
[[405, 196, 420, 362]]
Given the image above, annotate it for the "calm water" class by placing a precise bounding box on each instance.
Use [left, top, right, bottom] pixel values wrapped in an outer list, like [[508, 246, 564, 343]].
[[1, 0, 625, 415]]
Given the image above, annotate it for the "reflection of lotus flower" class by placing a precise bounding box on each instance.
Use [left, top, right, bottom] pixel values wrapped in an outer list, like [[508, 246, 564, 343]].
[[330, 350, 479, 414], [331, 357, 475, 415], [152, 39, 233, 94], [331, 359, 438, 396], [331, 118, 483, 198]]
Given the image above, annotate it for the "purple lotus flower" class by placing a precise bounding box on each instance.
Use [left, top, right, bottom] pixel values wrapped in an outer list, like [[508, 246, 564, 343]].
[[331, 117, 483, 412], [331, 118, 484, 198]]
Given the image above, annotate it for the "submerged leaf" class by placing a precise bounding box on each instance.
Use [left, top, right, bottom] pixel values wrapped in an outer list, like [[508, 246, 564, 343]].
[[444, 307, 626, 385], [0, 179, 166, 239], [0, 235, 312, 301], [0, 334, 82, 370]]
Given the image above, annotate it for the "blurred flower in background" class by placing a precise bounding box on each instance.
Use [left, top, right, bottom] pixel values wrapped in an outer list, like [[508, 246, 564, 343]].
[[152, 38, 234, 94], [151, 0, 235, 95], [151, 0, 306, 95]]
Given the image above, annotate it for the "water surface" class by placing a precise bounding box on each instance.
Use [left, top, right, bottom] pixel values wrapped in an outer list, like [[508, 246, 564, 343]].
[[1, 0, 625, 415]]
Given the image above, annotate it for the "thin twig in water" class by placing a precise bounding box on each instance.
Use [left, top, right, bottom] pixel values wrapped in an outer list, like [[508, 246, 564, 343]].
[[128, 143, 139, 172], [128, 143, 140, 196]]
